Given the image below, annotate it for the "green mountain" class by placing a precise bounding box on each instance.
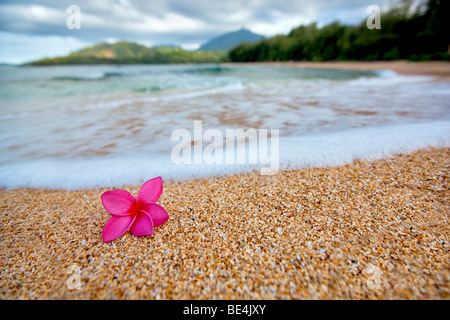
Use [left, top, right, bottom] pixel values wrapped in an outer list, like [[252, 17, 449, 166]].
[[28, 41, 228, 65], [198, 28, 265, 51]]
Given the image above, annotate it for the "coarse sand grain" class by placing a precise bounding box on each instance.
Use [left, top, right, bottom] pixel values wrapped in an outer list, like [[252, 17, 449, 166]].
[[0, 147, 449, 299]]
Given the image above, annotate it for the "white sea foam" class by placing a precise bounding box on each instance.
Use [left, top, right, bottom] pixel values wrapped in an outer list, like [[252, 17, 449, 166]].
[[376, 69, 398, 77], [0, 121, 448, 190]]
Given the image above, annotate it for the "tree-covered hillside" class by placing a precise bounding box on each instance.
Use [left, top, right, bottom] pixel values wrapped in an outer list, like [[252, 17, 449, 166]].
[[229, 0, 449, 62], [29, 41, 228, 65]]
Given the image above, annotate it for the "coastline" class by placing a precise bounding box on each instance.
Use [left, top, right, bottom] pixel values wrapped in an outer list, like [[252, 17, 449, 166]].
[[222, 60, 450, 81], [1, 147, 448, 299]]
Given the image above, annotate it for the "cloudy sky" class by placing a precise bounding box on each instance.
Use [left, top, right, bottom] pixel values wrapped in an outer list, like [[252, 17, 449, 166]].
[[0, 0, 393, 64]]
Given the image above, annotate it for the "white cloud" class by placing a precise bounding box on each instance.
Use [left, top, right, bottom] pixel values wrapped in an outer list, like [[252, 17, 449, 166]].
[[2, 4, 64, 24], [117, 12, 207, 34], [0, 31, 89, 64], [105, 37, 120, 44]]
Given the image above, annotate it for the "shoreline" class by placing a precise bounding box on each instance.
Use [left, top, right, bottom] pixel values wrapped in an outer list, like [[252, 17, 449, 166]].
[[15, 60, 450, 81], [1, 146, 448, 299], [222, 60, 450, 81]]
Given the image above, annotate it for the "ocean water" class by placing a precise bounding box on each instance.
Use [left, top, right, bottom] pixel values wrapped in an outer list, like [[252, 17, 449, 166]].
[[0, 64, 449, 189]]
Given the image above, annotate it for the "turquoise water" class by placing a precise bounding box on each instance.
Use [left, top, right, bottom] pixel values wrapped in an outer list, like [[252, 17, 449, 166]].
[[0, 64, 449, 189]]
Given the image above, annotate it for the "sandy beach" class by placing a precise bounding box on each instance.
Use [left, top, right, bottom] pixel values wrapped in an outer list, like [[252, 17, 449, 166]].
[[1, 61, 449, 300], [223, 60, 450, 80], [0, 147, 448, 299]]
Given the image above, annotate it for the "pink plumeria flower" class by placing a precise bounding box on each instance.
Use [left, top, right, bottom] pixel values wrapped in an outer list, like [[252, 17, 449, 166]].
[[101, 176, 169, 242]]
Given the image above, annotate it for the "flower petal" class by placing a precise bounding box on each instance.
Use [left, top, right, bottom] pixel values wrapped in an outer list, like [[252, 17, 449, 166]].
[[137, 176, 163, 207], [102, 215, 136, 242], [141, 203, 169, 227], [101, 190, 136, 216], [130, 211, 154, 237]]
